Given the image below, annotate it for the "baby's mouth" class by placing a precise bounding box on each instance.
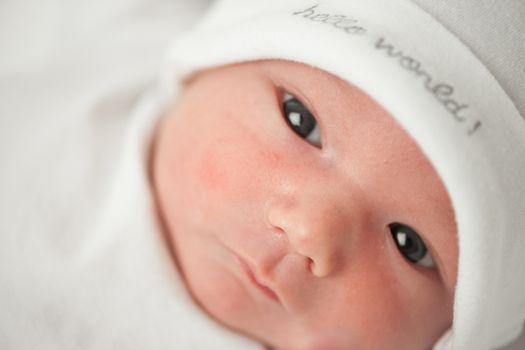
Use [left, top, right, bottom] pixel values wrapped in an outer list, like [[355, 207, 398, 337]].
[[235, 254, 280, 303]]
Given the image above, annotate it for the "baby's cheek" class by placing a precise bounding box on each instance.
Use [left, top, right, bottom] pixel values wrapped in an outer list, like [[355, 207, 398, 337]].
[[196, 149, 230, 191], [193, 138, 281, 202]]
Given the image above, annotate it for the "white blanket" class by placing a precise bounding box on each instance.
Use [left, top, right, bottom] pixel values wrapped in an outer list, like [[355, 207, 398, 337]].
[[0, 0, 263, 349]]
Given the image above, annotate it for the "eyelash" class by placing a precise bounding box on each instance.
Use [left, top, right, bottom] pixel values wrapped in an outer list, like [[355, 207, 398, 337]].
[[281, 91, 322, 148], [389, 223, 436, 269]]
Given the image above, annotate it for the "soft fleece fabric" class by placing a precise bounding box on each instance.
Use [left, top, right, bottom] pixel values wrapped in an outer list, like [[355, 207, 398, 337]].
[[165, 0, 525, 349], [0, 0, 263, 349]]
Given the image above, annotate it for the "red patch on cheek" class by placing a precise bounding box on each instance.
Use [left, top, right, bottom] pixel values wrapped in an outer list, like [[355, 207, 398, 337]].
[[197, 150, 229, 190], [194, 142, 282, 203]]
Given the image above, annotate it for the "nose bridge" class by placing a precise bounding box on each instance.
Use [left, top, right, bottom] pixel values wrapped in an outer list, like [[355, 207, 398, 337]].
[[266, 173, 359, 277]]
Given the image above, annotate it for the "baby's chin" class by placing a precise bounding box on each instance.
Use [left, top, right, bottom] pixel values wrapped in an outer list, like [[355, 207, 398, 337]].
[[253, 327, 380, 350]]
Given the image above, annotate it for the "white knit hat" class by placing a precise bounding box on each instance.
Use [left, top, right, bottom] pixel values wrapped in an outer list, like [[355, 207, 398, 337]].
[[165, 0, 525, 348]]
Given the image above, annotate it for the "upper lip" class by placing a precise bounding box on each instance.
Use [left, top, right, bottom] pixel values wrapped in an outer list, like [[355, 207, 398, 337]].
[[234, 254, 280, 303]]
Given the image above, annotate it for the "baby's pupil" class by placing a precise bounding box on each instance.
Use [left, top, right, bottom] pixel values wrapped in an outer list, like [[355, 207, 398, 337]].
[[283, 97, 316, 138], [390, 223, 428, 264]]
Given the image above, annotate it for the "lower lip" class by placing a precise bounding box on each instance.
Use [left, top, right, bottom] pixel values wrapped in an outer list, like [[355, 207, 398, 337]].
[[235, 255, 280, 303]]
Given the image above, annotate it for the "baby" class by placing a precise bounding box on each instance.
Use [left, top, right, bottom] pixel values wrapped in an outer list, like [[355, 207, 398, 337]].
[[1, 0, 524, 349], [152, 59, 458, 349], [149, 0, 525, 348]]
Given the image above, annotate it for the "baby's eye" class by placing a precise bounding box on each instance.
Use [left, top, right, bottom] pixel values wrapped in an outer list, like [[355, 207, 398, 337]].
[[282, 92, 322, 148], [389, 223, 435, 269]]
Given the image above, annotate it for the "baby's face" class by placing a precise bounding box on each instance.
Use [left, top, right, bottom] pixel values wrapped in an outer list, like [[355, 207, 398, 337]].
[[152, 60, 458, 349]]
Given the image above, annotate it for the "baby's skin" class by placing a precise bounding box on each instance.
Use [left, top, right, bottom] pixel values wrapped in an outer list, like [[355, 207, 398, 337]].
[[151, 60, 458, 350]]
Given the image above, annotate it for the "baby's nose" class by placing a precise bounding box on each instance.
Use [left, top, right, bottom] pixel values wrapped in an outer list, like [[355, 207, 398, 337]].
[[266, 188, 361, 278]]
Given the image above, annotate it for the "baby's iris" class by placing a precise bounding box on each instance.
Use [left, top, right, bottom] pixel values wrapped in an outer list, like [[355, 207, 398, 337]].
[[282, 92, 321, 148], [389, 223, 435, 268]]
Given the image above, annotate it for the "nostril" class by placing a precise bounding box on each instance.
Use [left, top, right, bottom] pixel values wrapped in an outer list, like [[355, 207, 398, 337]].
[[309, 254, 337, 278], [273, 225, 286, 236], [307, 258, 315, 275], [264, 202, 287, 233]]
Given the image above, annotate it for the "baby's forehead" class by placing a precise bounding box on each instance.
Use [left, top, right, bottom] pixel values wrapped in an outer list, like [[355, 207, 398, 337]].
[[261, 60, 415, 134], [250, 61, 384, 119], [258, 60, 355, 93]]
